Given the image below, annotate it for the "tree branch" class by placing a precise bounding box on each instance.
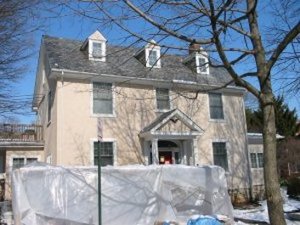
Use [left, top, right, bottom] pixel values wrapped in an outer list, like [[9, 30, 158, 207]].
[[267, 21, 300, 72], [124, 0, 213, 44]]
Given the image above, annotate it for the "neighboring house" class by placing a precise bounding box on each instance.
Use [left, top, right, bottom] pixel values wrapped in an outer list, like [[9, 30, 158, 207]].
[[33, 30, 254, 201], [0, 123, 43, 199], [277, 136, 300, 179]]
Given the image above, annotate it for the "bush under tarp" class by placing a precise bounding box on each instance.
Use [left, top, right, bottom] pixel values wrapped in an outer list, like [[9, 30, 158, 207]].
[[12, 163, 233, 225]]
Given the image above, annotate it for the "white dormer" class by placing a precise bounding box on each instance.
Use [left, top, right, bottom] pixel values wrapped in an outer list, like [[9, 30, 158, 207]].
[[145, 40, 161, 68], [184, 43, 209, 74], [195, 50, 209, 74], [81, 30, 107, 62], [135, 40, 161, 68]]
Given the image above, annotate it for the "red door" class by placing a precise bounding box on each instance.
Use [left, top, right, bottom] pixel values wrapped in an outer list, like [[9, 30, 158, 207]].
[[159, 151, 173, 164]]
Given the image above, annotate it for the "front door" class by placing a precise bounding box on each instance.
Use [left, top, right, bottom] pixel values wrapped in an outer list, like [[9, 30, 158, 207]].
[[159, 151, 173, 164]]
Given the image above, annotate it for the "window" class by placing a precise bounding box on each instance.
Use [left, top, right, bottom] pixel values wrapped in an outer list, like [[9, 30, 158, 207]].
[[250, 153, 258, 168], [209, 93, 224, 119], [156, 88, 170, 110], [148, 50, 158, 67], [12, 157, 38, 170], [94, 142, 114, 166], [213, 142, 228, 171], [93, 82, 113, 115], [250, 153, 264, 168], [198, 57, 208, 73], [257, 153, 263, 168], [92, 42, 102, 58], [48, 91, 51, 123]]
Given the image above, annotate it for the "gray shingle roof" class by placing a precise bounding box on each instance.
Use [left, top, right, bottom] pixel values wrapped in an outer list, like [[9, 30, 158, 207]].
[[43, 35, 233, 86]]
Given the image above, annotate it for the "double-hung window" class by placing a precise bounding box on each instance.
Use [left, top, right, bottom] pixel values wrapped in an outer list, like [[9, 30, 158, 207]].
[[156, 88, 170, 111], [148, 50, 158, 67], [250, 153, 263, 168], [94, 142, 114, 166], [209, 93, 224, 119], [93, 82, 113, 115], [213, 142, 228, 171], [198, 57, 208, 73], [92, 42, 103, 58]]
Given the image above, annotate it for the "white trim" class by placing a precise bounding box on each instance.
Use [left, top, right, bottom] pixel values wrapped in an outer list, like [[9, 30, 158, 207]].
[[195, 53, 209, 74], [151, 109, 203, 133], [145, 47, 161, 68], [90, 138, 117, 166], [208, 92, 225, 122], [154, 88, 172, 112], [249, 152, 264, 169], [50, 69, 246, 95], [90, 81, 116, 118], [88, 40, 106, 62], [10, 155, 41, 171]]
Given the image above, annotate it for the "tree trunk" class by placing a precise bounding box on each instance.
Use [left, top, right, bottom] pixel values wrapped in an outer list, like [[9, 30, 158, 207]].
[[262, 93, 286, 225]]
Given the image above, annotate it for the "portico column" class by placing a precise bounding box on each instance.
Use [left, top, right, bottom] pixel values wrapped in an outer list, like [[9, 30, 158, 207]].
[[151, 138, 159, 165], [193, 138, 199, 166], [143, 140, 149, 165], [182, 140, 187, 165]]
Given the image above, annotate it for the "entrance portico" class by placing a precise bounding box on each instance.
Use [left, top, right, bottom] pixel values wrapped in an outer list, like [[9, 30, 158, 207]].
[[139, 109, 203, 165]]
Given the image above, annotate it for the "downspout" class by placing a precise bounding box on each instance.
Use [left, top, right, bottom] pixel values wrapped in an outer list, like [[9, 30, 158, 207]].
[[59, 70, 64, 165], [243, 99, 253, 202]]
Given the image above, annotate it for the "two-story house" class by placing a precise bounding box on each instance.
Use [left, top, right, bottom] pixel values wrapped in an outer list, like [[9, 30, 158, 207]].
[[33, 31, 253, 202]]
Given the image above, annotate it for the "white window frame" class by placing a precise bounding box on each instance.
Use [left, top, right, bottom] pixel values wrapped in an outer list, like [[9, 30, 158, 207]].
[[208, 92, 225, 122], [211, 140, 230, 173], [195, 53, 209, 74], [90, 138, 117, 166], [250, 152, 264, 169], [88, 40, 106, 62], [155, 88, 172, 112], [146, 48, 161, 68], [91, 81, 116, 118], [10, 155, 41, 171]]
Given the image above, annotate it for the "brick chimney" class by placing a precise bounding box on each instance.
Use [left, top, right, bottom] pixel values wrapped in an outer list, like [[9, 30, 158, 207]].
[[189, 42, 201, 54]]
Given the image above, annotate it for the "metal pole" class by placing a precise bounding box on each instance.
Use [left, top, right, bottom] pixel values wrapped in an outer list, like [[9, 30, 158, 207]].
[[98, 140, 102, 225]]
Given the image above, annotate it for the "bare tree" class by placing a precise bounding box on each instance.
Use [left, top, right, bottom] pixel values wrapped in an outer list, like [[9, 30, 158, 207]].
[[0, 0, 55, 119], [62, 0, 300, 224]]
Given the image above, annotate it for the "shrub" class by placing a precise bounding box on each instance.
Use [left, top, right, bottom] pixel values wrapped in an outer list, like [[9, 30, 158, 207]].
[[287, 176, 300, 197]]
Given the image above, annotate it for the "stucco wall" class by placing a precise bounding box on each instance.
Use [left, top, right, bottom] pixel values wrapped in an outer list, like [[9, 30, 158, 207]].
[[50, 79, 250, 191], [36, 58, 58, 164]]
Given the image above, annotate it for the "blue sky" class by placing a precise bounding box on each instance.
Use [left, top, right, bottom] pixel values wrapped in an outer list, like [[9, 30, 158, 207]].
[[11, 3, 299, 123]]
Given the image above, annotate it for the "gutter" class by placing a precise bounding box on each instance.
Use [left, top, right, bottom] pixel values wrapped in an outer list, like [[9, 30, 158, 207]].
[[50, 68, 246, 94]]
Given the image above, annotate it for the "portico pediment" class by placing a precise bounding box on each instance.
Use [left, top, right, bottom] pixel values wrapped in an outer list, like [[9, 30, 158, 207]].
[[139, 109, 203, 139]]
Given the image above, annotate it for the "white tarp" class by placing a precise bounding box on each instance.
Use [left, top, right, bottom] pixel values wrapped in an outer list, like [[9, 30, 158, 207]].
[[12, 163, 233, 225]]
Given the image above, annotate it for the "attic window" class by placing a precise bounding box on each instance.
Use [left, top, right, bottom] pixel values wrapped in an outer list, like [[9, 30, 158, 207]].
[[81, 30, 107, 62], [149, 50, 158, 67], [196, 54, 209, 74], [92, 42, 103, 58], [145, 40, 161, 68]]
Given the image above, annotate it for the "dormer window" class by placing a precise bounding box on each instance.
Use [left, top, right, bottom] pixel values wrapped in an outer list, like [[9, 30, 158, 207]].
[[81, 30, 107, 62], [146, 40, 161, 68], [196, 53, 209, 74], [92, 42, 103, 58], [135, 40, 161, 68], [184, 43, 209, 74], [148, 50, 159, 67]]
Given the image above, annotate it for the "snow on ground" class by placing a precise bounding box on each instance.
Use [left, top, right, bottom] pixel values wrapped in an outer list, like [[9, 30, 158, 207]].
[[233, 189, 300, 225]]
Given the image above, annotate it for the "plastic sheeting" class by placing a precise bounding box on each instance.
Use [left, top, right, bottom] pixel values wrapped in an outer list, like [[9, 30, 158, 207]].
[[12, 163, 233, 225]]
